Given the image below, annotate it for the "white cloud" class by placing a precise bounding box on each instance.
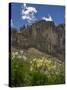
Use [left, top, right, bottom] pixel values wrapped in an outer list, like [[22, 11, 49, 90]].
[[24, 3, 26, 8], [22, 15, 31, 20], [22, 7, 37, 15], [21, 3, 37, 24], [22, 15, 32, 23], [42, 15, 53, 22]]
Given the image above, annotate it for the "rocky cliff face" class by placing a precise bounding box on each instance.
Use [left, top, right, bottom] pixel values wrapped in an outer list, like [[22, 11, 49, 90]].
[[11, 20, 65, 61]]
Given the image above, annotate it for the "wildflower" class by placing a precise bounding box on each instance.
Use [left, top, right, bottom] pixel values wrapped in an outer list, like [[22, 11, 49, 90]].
[[33, 58, 36, 62], [12, 52, 15, 57], [30, 61, 32, 64], [20, 50, 24, 54], [17, 55, 22, 59], [41, 57, 44, 60], [37, 63, 41, 68], [39, 59, 43, 63], [22, 55, 27, 60], [30, 66, 33, 71], [11, 52, 16, 59], [15, 52, 18, 56]]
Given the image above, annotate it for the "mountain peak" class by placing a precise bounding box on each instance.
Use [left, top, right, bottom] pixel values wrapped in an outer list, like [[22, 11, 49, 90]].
[[11, 20, 65, 61]]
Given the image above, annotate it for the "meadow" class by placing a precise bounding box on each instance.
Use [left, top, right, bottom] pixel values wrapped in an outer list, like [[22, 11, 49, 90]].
[[11, 50, 65, 87]]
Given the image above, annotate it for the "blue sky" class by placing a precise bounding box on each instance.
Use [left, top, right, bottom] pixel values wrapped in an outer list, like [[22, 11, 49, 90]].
[[10, 3, 65, 29]]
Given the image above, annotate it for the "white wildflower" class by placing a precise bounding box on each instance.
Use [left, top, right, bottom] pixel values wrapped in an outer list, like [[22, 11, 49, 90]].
[[30, 61, 32, 64], [22, 55, 27, 60], [33, 58, 36, 62], [30, 66, 33, 71], [17, 55, 22, 59], [15, 52, 18, 56], [20, 50, 24, 54]]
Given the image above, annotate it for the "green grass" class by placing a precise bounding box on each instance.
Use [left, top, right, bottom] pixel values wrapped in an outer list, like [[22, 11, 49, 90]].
[[10, 52, 65, 87]]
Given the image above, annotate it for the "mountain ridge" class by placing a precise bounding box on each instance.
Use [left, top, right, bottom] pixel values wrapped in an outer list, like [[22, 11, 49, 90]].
[[11, 20, 65, 61]]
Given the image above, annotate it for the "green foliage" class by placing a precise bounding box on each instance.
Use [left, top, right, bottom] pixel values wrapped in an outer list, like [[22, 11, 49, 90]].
[[57, 24, 65, 30], [11, 52, 65, 87], [31, 71, 48, 85]]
